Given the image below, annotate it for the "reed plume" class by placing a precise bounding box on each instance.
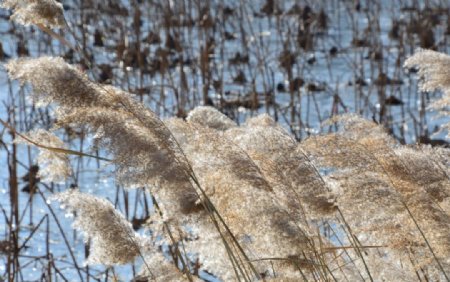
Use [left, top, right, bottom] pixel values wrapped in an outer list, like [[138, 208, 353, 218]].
[[138, 251, 202, 282], [225, 113, 336, 219], [6, 56, 255, 279], [50, 190, 143, 266], [404, 49, 450, 96], [6, 57, 191, 189], [167, 115, 332, 280], [303, 114, 450, 279], [186, 106, 237, 131], [1, 0, 65, 28], [405, 49, 450, 138], [15, 129, 71, 183]]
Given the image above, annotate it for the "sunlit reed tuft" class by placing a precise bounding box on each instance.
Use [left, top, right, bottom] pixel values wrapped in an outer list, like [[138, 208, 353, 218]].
[[1, 0, 65, 28], [50, 190, 143, 266], [15, 129, 71, 183]]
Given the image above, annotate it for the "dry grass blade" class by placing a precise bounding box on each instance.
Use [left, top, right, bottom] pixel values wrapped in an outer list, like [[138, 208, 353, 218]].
[[0, 118, 110, 161]]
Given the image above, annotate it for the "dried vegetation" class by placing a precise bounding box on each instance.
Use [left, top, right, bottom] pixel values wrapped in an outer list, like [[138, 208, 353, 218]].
[[1, 0, 450, 281]]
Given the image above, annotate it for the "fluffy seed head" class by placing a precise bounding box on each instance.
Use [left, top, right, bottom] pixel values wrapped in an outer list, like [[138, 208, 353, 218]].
[[404, 49, 450, 96], [1, 0, 65, 28], [50, 190, 143, 266], [186, 106, 236, 131], [5, 57, 109, 109], [404, 49, 450, 139], [6, 56, 191, 188], [15, 129, 71, 183]]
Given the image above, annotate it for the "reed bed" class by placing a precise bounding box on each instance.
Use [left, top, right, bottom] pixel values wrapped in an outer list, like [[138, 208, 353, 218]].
[[0, 0, 450, 281]]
